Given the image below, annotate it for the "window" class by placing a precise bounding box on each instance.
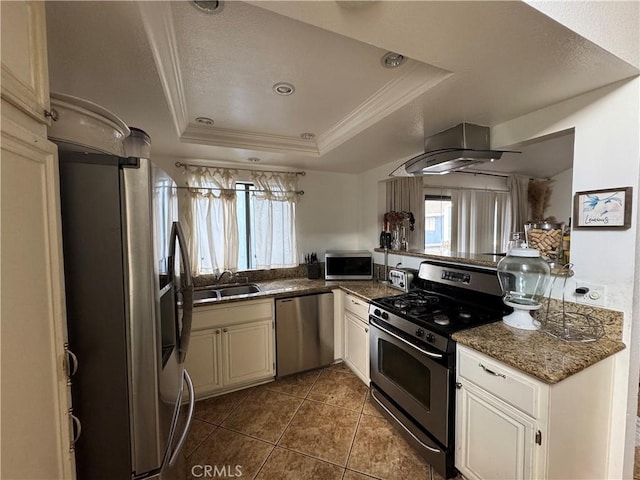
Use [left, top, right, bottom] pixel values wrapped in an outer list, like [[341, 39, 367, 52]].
[[181, 166, 299, 275], [425, 195, 452, 253]]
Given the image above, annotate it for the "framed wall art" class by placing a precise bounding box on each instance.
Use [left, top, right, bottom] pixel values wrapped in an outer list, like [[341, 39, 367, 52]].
[[573, 186, 632, 229]]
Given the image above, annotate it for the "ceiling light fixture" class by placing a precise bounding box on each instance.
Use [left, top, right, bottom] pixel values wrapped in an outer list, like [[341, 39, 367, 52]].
[[191, 0, 224, 14], [248, 157, 260, 162], [273, 82, 295, 96], [381, 51, 406, 69], [195, 117, 214, 125], [300, 132, 316, 140]]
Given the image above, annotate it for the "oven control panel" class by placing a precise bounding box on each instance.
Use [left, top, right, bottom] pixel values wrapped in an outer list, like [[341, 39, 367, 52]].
[[441, 270, 471, 284]]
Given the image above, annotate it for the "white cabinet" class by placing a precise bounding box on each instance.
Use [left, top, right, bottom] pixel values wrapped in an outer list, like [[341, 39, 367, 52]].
[[222, 320, 274, 387], [457, 377, 538, 480], [342, 292, 370, 385], [456, 344, 615, 480], [1, 1, 51, 128], [185, 298, 275, 398], [1, 2, 74, 478]]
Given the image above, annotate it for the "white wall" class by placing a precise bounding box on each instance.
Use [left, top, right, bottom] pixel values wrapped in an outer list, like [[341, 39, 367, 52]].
[[296, 170, 361, 259], [491, 78, 640, 479], [547, 167, 573, 224]]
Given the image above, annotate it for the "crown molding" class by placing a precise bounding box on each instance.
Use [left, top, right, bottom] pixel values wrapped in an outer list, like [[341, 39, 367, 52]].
[[138, 2, 189, 136], [139, 5, 451, 157], [317, 61, 452, 154], [182, 124, 320, 155]]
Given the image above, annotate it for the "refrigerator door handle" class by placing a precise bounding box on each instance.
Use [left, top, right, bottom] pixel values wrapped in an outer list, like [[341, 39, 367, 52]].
[[170, 221, 194, 363], [168, 369, 195, 467]]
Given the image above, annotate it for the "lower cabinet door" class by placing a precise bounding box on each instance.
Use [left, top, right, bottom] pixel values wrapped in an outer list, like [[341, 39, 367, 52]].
[[343, 311, 369, 384], [456, 382, 537, 480], [222, 320, 274, 387], [185, 329, 222, 396]]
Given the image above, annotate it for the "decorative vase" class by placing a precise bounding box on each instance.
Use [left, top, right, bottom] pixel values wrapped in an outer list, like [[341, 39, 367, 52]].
[[497, 248, 551, 330], [391, 227, 401, 250]]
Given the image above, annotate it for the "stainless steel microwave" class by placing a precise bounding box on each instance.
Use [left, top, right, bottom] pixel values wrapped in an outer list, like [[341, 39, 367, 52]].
[[324, 250, 373, 280]]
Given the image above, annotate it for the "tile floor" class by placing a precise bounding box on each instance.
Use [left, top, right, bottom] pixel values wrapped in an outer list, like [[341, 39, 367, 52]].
[[184, 362, 448, 480]]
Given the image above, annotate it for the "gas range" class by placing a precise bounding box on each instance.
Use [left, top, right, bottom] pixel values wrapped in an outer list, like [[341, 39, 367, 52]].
[[369, 288, 506, 354], [370, 260, 508, 353], [368, 260, 510, 479]]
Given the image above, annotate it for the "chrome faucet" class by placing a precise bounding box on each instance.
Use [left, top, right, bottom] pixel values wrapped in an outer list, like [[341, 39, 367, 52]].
[[215, 269, 234, 284]]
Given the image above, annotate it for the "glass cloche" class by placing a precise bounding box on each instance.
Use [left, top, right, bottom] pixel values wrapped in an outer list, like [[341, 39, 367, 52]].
[[497, 247, 551, 330]]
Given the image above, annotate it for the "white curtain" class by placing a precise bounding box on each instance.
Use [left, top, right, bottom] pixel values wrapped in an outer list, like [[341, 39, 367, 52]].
[[250, 171, 299, 269], [496, 192, 512, 253], [181, 166, 239, 275], [451, 189, 509, 254], [507, 175, 530, 234], [385, 177, 425, 250]]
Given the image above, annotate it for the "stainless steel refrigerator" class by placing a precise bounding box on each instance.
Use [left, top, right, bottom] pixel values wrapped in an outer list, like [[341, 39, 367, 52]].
[[57, 129, 195, 479]]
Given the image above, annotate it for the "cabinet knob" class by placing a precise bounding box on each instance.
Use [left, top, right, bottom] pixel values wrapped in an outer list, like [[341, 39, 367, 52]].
[[216, 329, 221, 334], [365, 328, 369, 333], [223, 328, 228, 333]]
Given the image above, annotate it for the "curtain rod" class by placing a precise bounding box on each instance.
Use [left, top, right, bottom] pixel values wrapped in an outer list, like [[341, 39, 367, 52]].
[[169, 185, 304, 196], [175, 161, 305, 176], [457, 170, 508, 178], [425, 185, 509, 193]]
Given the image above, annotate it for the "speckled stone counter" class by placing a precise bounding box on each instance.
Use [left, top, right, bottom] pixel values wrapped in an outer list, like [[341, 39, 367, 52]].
[[373, 248, 573, 276], [194, 277, 405, 306], [453, 316, 625, 384]]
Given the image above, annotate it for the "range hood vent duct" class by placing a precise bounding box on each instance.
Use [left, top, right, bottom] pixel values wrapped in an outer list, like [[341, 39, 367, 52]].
[[390, 123, 519, 176]]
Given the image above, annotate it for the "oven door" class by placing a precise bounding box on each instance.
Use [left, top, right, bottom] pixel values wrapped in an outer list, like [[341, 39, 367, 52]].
[[369, 317, 451, 447]]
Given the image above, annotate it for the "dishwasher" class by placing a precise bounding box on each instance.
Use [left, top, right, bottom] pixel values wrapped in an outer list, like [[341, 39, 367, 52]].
[[275, 292, 334, 378]]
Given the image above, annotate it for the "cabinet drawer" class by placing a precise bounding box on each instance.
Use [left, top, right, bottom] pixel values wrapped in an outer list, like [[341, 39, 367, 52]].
[[458, 346, 541, 418], [193, 298, 273, 331], [344, 293, 369, 320]]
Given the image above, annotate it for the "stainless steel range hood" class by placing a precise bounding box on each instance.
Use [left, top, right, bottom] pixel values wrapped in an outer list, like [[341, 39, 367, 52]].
[[390, 123, 518, 176]]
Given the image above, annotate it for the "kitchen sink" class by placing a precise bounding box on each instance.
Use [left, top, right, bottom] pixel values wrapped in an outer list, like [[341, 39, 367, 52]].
[[193, 288, 220, 301], [218, 284, 261, 297], [193, 284, 261, 302]]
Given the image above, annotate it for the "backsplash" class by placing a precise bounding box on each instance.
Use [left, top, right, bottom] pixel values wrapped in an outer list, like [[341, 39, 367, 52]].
[[194, 263, 325, 287]]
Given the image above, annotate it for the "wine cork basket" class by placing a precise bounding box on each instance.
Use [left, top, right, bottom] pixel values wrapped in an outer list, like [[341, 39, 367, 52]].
[[525, 222, 565, 263]]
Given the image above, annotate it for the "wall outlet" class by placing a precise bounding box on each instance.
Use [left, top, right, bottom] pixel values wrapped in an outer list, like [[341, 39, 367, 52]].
[[572, 281, 606, 306]]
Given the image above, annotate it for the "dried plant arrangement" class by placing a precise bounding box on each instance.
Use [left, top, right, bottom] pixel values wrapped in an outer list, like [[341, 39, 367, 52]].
[[528, 179, 554, 222]]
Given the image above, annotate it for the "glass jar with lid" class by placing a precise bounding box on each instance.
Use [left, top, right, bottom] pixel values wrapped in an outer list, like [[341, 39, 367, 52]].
[[497, 247, 551, 330]]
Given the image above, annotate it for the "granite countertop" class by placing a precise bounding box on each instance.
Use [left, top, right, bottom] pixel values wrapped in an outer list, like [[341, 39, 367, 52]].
[[194, 277, 405, 306], [373, 248, 573, 276], [453, 320, 625, 384]]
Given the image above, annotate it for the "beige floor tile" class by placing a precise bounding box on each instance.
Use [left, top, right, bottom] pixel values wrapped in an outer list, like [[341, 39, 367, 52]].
[[278, 399, 360, 466], [327, 361, 356, 375], [184, 418, 217, 457], [433, 466, 464, 480], [362, 395, 384, 418], [260, 369, 322, 398], [347, 414, 431, 479], [256, 447, 345, 480], [308, 369, 368, 412], [193, 388, 253, 425], [221, 388, 303, 443], [343, 469, 381, 480], [186, 427, 273, 479]]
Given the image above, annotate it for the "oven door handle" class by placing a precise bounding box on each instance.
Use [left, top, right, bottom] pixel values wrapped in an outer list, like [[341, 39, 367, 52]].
[[371, 389, 441, 454], [371, 319, 443, 359]]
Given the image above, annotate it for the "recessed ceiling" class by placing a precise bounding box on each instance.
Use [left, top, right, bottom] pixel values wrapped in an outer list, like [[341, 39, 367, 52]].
[[45, 1, 638, 174]]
